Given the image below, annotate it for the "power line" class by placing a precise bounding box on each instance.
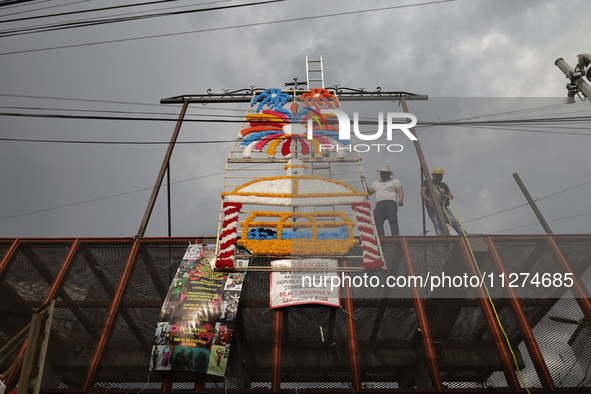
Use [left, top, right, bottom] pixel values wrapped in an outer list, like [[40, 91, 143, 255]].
[[0, 105, 247, 118], [489, 211, 591, 234], [0, 92, 165, 106], [0, 136, 236, 144], [0, 163, 265, 222], [0, 0, 205, 23], [0, 171, 227, 222], [0, 0, 457, 55], [0, 0, 285, 38], [0, 0, 235, 39], [0, 0, 49, 10], [0, 93, 248, 112], [460, 179, 591, 225], [0, 0, 91, 18], [0, 111, 247, 122], [537, 179, 591, 201]]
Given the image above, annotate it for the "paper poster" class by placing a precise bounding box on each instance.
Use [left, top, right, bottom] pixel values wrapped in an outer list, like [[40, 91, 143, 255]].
[[150, 244, 248, 376], [270, 259, 340, 308]]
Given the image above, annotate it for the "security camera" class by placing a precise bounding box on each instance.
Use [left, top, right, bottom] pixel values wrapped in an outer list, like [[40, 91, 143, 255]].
[[577, 53, 591, 81]]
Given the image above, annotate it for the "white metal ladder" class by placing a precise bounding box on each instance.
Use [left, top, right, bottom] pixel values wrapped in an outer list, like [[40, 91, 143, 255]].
[[306, 55, 325, 90]]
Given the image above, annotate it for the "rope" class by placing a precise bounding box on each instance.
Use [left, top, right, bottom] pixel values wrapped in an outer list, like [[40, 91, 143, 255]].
[[444, 198, 531, 393]]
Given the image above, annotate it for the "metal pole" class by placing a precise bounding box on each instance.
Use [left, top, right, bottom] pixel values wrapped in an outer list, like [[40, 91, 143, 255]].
[[401, 239, 443, 390], [421, 166, 426, 235], [400, 98, 450, 236], [271, 309, 282, 392], [512, 173, 553, 234], [555, 57, 591, 100], [341, 260, 362, 392], [167, 162, 172, 237], [457, 238, 522, 390], [83, 238, 142, 391], [136, 100, 189, 237], [486, 237, 556, 390]]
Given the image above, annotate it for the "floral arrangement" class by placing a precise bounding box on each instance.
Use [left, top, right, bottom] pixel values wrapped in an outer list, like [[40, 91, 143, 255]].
[[216, 202, 242, 269], [300, 88, 336, 109], [250, 88, 292, 116], [221, 176, 368, 207], [236, 211, 358, 256], [238, 96, 350, 159], [351, 202, 385, 269]]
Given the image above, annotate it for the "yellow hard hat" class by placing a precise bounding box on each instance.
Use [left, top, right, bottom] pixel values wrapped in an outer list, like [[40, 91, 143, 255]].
[[432, 167, 444, 175]]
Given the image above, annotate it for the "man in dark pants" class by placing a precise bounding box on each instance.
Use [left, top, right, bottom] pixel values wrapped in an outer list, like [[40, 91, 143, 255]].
[[420, 167, 465, 235], [368, 165, 404, 236]]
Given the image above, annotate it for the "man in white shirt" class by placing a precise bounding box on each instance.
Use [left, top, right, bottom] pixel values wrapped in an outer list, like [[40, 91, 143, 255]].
[[367, 165, 404, 236]]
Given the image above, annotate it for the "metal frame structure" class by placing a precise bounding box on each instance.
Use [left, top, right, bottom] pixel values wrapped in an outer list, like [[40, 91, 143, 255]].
[[0, 300, 55, 394], [1, 234, 590, 392], [148, 87, 443, 271]]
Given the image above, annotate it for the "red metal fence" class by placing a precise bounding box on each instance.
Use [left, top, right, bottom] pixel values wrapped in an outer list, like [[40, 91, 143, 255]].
[[1, 235, 590, 393]]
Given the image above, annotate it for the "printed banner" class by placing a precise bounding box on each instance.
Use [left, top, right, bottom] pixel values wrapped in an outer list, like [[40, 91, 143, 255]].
[[150, 244, 248, 376], [270, 259, 340, 308]]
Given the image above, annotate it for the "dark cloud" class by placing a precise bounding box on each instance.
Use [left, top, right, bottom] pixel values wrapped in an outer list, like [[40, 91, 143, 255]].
[[0, 0, 589, 237]]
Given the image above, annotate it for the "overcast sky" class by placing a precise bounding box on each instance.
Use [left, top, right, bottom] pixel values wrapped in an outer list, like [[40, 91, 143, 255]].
[[0, 0, 589, 238]]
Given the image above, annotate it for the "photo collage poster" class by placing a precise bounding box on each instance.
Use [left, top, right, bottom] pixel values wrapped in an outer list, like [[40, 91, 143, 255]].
[[150, 244, 248, 376]]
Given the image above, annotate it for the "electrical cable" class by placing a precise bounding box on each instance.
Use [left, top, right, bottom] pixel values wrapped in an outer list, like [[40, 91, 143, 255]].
[[0, 105, 247, 118], [0, 0, 212, 24], [460, 179, 591, 226], [0, 111, 247, 122], [0, 93, 247, 113], [0, 0, 50, 10], [445, 198, 531, 393], [0, 0, 234, 38], [0, 163, 265, 222], [0, 0, 457, 55], [0, 0, 91, 18], [0, 170, 225, 221], [0, 137, 236, 144], [489, 211, 591, 234], [0, 0, 286, 37]]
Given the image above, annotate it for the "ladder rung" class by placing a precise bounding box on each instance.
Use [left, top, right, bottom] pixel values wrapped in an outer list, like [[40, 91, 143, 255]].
[[309, 79, 323, 82], [308, 69, 322, 72], [308, 60, 321, 63]]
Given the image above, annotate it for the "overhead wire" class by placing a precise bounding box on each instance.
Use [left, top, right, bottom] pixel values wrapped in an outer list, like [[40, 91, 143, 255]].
[[0, 105, 248, 118], [0, 0, 225, 23], [1, 94, 589, 229], [0, 0, 284, 38], [0, 0, 457, 55], [0, 0, 235, 38], [0, 93, 247, 113], [0, 0, 91, 18], [0, 136, 237, 144], [0, 163, 266, 222], [445, 198, 531, 394], [0, 0, 52, 11], [489, 211, 591, 234], [459, 179, 591, 224], [0, 111, 249, 122], [424, 178, 591, 234]]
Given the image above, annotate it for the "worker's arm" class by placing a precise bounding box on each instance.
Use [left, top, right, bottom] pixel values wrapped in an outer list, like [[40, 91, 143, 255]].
[[420, 185, 434, 208], [397, 187, 404, 206], [367, 186, 375, 195]]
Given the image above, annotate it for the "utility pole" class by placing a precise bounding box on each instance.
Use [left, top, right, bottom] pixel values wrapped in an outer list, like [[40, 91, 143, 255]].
[[513, 173, 553, 234], [136, 100, 189, 238], [400, 98, 450, 236]]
